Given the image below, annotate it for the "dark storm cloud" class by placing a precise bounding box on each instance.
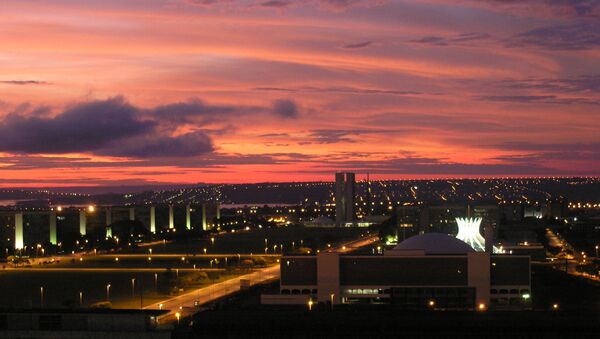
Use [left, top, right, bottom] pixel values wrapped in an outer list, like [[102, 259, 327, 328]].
[[97, 132, 214, 158], [487, 141, 600, 153], [272, 99, 299, 118], [304, 128, 402, 144], [307, 155, 566, 175], [498, 75, 600, 93], [509, 23, 600, 50], [0, 97, 155, 154], [186, 0, 384, 10], [410, 33, 491, 46], [0, 80, 51, 85], [260, 0, 290, 7], [0, 96, 300, 158], [254, 86, 422, 96], [343, 41, 373, 49], [452, 0, 600, 19], [485, 142, 600, 166], [476, 95, 600, 105], [149, 99, 239, 125], [307, 129, 360, 143], [365, 112, 506, 132]]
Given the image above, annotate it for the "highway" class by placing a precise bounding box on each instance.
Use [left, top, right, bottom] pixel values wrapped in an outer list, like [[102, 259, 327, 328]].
[[147, 234, 379, 323]]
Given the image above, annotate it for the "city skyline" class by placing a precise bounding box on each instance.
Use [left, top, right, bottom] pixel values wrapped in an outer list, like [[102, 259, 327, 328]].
[[1, 0, 599, 187]]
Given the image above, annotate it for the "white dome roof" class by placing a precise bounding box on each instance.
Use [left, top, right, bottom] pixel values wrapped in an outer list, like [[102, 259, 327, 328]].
[[394, 233, 475, 255]]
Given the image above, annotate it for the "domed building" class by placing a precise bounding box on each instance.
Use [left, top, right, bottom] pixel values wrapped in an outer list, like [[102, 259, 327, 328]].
[[265, 233, 532, 310], [389, 233, 475, 255]]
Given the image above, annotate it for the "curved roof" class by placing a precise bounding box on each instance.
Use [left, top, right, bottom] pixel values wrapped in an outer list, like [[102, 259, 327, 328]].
[[394, 233, 475, 255]]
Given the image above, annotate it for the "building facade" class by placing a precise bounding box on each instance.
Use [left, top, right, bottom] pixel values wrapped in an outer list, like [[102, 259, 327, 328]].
[[263, 233, 531, 310]]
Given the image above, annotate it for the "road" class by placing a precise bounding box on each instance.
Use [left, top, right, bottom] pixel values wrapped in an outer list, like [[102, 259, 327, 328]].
[[145, 264, 280, 322], [6, 267, 226, 273], [147, 234, 379, 323]]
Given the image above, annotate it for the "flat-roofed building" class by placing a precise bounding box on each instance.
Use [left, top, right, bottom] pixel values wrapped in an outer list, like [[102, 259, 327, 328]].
[[263, 233, 531, 310]]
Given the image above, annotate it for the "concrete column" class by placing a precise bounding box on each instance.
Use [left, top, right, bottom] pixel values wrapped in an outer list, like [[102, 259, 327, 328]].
[[202, 204, 207, 231], [79, 210, 86, 236], [129, 207, 135, 221], [169, 205, 174, 229], [49, 212, 57, 245], [317, 252, 340, 304], [467, 252, 491, 309], [15, 212, 24, 250], [105, 208, 112, 226], [484, 225, 494, 254], [105, 208, 112, 238], [150, 206, 156, 233], [186, 204, 191, 230]]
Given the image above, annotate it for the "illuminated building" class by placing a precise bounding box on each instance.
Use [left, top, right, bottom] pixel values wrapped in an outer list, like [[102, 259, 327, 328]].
[[335, 172, 355, 226], [263, 233, 531, 310], [455, 217, 486, 252]]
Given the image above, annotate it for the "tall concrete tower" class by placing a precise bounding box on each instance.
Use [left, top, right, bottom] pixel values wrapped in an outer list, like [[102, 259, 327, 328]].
[[335, 172, 356, 226], [345, 172, 355, 224], [335, 173, 346, 226]]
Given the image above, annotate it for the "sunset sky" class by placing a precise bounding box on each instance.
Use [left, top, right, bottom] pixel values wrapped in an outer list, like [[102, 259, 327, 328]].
[[0, 0, 599, 186]]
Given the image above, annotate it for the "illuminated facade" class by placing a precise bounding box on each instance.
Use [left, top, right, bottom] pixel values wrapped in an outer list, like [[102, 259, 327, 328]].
[[455, 217, 486, 252]]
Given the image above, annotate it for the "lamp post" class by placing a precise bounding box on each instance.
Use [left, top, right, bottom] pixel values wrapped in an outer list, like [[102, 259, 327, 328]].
[[131, 278, 136, 297], [40, 286, 44, 308], [154, 273, 158, 292], [79, 291, 83, 307], [596, 245, 598, 258], [106, 284, 111, 302]]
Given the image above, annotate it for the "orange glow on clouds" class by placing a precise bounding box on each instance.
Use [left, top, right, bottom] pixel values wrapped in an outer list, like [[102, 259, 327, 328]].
[[0, 0, 598, 186]]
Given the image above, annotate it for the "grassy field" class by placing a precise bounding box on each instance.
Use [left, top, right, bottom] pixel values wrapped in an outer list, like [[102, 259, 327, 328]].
[[131, 226, 369, 255], [39, 253, 277, 269], [0, 269, 244, 309], [0, 227, 367, 311]]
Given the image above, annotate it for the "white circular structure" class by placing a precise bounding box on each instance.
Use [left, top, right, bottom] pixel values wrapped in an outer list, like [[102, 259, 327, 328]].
[[394, 233, 475, 254]]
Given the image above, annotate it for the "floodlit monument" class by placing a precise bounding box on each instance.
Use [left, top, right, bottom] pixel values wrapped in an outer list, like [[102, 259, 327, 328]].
[[455, 217, 486, 252]]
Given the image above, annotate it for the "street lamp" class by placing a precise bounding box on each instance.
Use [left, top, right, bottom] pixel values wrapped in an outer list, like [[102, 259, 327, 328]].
[[211, 237, 215, 247], [131, 278, 136, 297], [203, 248, 207, 255], [175, 312, 181, 324], [40, 286, 44, 308], [596, 245, 599, 258], [308, 299, 314, 311], [106, 284, 111, 301], [79, 291, 83, 307], [154, 273, 158, 291]]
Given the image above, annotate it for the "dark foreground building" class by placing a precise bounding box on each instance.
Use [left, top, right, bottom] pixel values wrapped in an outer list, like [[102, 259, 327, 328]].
[[263, 233, 531, 310], [0, 309, 170, 339]]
